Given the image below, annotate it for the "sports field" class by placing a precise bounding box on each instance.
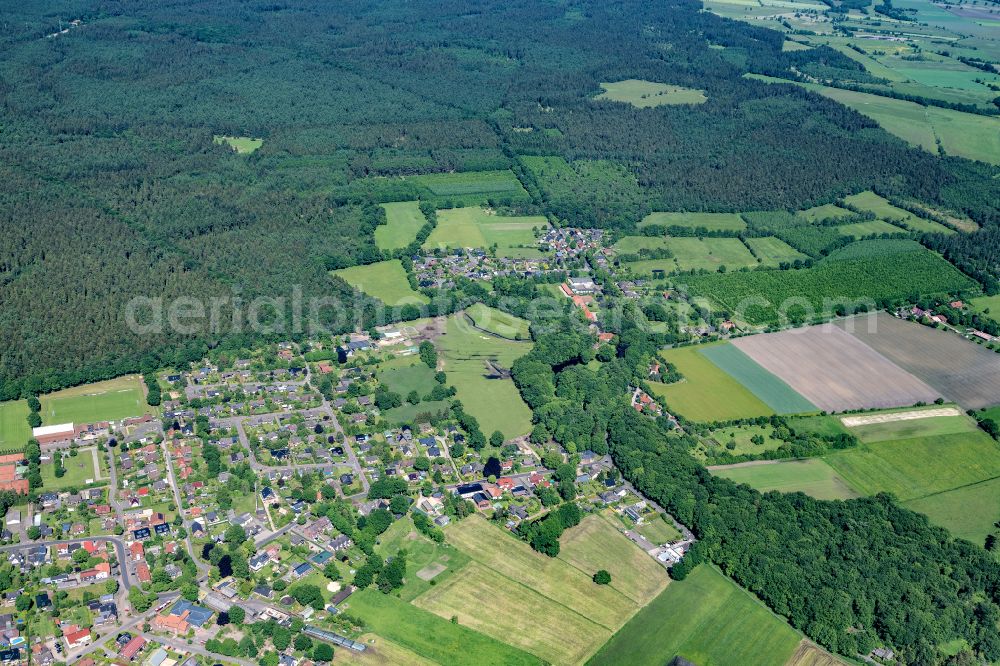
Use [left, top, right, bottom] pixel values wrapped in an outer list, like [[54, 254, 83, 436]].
[[639, 211, 746, 231], [649, 346, 774, 422], [213, 135, 263, 153], [436, 314, 533, 439], [40, 376, 149, 425], [700, 343, 815, 414], [348, 590, 541, 666], [904, 477, 1000, 547], [465, 303, 530, 340], [376, 201, 427, 250], [825, 430, 1000, 501], [596, 80, 707, 107], [422, 207, 547, 256], [838, 312, 1000, 410], [0, 401, 30, 449], [744, 236, 808, 266], [712, 459, 859, 501], [732, 325, 941, 412], [842, 191, 954, 235], [557, 515, 669, 605], [433, 516, 646, 664], [588, 565, 802, 666], [334, 259, 429, 306]]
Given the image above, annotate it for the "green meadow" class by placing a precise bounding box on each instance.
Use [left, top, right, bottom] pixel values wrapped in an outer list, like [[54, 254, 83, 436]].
[[596, 80, 707, 107], [744, 236, 808, 266], [905, 477, 1000, 547], [437, 314, 533, 439], [834, 219, 906, 239], [334, 259, 429, 306], [377, 362, 438, 397], [376, 201, 427, 250], [407, 170, 530, 204], [639, 212, 746, 231], [213, 135, 263, 154], [713, 459, 859, 501], [0, 401, 30, 449], [465, 303, 531, 340], [842, 191, 954, 235], [423, 207, 547, 256], [589, 565, 802, 666], [41, 375, 149, 425]]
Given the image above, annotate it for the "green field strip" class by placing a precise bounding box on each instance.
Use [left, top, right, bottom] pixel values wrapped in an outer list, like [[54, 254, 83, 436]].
[[700, 343, 817, 414]]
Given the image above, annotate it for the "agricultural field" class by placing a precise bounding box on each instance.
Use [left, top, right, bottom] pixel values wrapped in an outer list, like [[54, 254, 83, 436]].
[[685, 249, 977, 326], [335, 633, 436, 666], [732, 325, 941, 412], [432, 516, 647, 664], [825, 430, 1000, 501], [406, 170, 530, 205], [465, 303, 531, 340], [422, 207, 547, 257], [712, 459, 859, 501], [347, 590, 541, 666], [557, 515, 669, 605], [842, 191, 954, 235], [375, 517, 470, 602], [639, 211, 746, 231], [436, 314, 533, 439], [376, 201, 427, 250], [744, 236, 808, 266], [794, 203, 852, 223], [785, 642, 849, 666], [649, 346, 774, 422], [833, 220, 906, 239], [837, 312, 1000, 410], [213, 135, 263, 153], [595, 79, 707, 107], [904, 477, 1000, 547], [0, 401, 30, 449], [626, 237, 757, 275], [40, 375, 150, 425], [333, 259, 429, 306], [841, 407, 975, 443], [700, 343, 816, 414], [588, 565, 802, 666], [612, 236, 671, 253]]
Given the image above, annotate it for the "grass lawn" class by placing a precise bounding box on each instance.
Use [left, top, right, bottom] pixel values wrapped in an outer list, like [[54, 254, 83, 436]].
[[639, 211, 746, 231], [422, 207, 547, 255], [437, 314, 533, 439], [444, 516, 638, 631], [414, 561, 611, 665], [557, 514, 670, 605], [700, 343, 816, 414], [649, 346, 774, 422], [376, 202, 427, 250], [635, 513, 682, 544], [713, 459, 859, 500], [333, 260, 429, 306], [842, 191, 954, 234], [588, 565, 802, 666], [596, 80, 707, 107], [41, 453, 99, 490], [347, 589, 541, 666], [825, 430, 1000, 501], [0, 401, 30, 450], [904, 476, 1000, 547], [375, 517, 470, 602], [213, 135, 263, 154], [41, 375, 149, 425], [377, 363, 437, 397], [744, 236, 809, 266], [465, 303, 530, 340]]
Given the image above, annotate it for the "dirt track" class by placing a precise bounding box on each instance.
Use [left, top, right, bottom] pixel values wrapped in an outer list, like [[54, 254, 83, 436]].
[[840, 407, 962, 427]]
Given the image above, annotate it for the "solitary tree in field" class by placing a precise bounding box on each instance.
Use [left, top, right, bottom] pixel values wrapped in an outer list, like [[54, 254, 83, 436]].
[[593, 570, 612, 585]]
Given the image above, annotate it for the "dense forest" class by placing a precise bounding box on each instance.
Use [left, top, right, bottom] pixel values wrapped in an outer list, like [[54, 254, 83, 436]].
[[2, 0, 1000, 397], [512, 308, 1000, 665]]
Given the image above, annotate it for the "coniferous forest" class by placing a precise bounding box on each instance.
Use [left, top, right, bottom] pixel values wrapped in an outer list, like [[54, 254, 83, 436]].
[[2, 0, 1000, 398]]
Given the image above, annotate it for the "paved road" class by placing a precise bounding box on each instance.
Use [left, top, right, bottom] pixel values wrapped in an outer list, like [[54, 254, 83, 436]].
[[159, 439, 210, 581], [0, 536, 135, 589], [140, 633, 256, 666]]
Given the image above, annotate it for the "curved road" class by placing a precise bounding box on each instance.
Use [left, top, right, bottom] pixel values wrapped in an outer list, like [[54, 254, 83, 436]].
[[0, 536, 134, 589]]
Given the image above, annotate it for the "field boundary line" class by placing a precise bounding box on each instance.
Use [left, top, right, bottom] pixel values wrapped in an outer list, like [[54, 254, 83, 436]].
[[903, 473, 1000, 503]]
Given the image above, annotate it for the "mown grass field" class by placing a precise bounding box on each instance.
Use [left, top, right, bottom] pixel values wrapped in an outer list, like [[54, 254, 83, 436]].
[[825, 430, 1000, 502], [700, 343, 815, 414], [465, 303, 531, 340], [348, 589, 542, 666], [0, 401, 30, 450], [970, 294, 1000, 325], [846, 410, 979, 443], [626, 237, 758, 275], [635, 513, 682, 544], [649, 346, 775, 422], [376, 201, 427, 250], [382, 400, 451, 424], [377, 362, 437, 398], [588, 565, 802, 666], [745, 236, 808, 266], [423, 207, 547, 256], [557, 515, 669, 605], [213, 135, 263, 153], [835, 219, 906, 239], [375, 516, 470, 601], [41, 375, 149, 425], [713, 459, 859, 501], [639, 211, 746, 231], [437, 314, 533, 439], [41, 452, 99, 489], [335, 633, 436, 666], [905, 476, 1000, 547], [842, 191, 954, 235], [334, 259, 429, 306], [612, 236, 672, 253], [596, 79, 707, 107]]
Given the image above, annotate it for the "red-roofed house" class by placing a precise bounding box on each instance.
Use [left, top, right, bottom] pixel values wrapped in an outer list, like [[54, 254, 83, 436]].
[[64, 628, 91, 649], [119, 636, 146, 661], [135, 562, 151, 584], [129, 542, 144, 561]]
